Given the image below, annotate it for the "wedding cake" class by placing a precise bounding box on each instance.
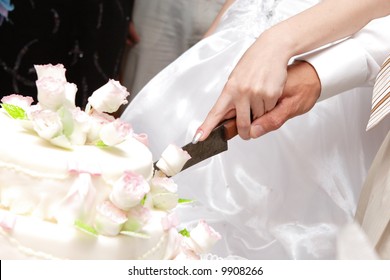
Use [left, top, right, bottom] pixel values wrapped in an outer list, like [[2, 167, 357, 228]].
[[0, 64, 220, 259]]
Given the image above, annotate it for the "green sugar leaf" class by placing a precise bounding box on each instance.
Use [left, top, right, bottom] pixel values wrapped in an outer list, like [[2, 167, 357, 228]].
[[95, 140, 108, 148], [140, 194, 147, 206], [179, 228, 190, 238], [1, 103, 27, 120], [74, 220, 98, 236], [178, 198, 194, 204]]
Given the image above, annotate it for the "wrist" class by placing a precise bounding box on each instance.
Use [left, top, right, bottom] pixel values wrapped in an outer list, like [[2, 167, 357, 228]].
[[259, 28, 295, 65]]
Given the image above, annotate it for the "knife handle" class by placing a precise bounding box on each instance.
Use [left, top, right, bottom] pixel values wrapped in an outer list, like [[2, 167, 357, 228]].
[[222, 118, 238, 140]]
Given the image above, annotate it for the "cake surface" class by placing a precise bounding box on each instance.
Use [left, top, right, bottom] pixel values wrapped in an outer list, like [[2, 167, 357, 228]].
[[0, 64, 220, 260]]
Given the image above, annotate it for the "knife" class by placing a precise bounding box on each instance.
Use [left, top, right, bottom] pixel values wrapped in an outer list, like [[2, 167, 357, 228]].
[[154, 118, 237, 174]]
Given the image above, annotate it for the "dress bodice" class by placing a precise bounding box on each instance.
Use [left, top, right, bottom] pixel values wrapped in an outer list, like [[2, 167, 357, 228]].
[[216, 0, 320, 38]]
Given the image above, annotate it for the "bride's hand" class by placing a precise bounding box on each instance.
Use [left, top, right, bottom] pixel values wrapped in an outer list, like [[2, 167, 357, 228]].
[[194, 33, 290, 141]]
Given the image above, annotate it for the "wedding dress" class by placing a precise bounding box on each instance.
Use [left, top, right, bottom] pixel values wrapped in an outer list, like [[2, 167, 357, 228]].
[[121, 0, 390, 259]]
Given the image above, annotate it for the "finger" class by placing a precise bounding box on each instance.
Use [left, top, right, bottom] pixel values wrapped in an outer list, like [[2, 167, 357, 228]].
[[263, 94, 279, 114], [250, 96, 265, 120], [249, 99, 291, 139], [193, 96, 233, 143], [235, 98, 252, 140]]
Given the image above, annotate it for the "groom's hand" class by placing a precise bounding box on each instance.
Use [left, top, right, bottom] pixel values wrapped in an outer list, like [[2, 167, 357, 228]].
[[249, 61, 321, 138]]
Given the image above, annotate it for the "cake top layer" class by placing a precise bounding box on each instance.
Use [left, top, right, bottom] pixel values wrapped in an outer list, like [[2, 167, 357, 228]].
[[0, 110, 153, 181], [0, 63, 155, 181]]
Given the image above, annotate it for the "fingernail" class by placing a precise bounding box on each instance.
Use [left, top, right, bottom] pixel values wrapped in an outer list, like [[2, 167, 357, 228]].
[[252, 125, 265, 138], [192, 129, 203, 144]]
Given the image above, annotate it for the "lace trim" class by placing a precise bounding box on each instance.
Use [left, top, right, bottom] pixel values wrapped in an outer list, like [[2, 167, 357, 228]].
[[216, 0, 284, 38]]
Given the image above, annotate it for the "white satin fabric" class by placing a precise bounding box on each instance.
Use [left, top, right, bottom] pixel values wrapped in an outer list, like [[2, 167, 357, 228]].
[[121, 0, 390, 259]]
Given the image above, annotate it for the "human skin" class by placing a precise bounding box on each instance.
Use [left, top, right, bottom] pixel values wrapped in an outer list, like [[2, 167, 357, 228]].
[[195, 0, 390, 141]]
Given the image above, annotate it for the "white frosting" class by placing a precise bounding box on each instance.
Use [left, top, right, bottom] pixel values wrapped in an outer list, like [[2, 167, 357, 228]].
[[0, 108, 219, 259], [0, 208, 173, 260], [0, 110, 177, 259]]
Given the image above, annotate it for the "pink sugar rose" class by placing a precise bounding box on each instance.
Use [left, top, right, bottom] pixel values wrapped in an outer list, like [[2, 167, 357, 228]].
[[156, 144, 191, 177], [123, 206, 151, 232], [1, 94, 34, 111], [133, 133, 149, 146], [151, 176, 178, 193], [161, 213, 180, 231], [186, 220, 221, 254], [34, 64, 67, 82], [36, 77, 67, 110], [150, 176, 179, 210], [99, 119, 132, 146], [86, 110, 115, 143], [88, 79, 129, 113], [109, 171, 150, 211], [94, 200, 128, 236]]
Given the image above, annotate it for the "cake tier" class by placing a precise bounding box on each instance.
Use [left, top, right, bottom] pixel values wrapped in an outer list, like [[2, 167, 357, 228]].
[[0, 110, 153, 220], [0, 209, 175, 259]]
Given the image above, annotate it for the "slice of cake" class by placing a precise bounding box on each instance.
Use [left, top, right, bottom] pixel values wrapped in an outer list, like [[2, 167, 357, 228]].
[[0, 64, 220, 259]]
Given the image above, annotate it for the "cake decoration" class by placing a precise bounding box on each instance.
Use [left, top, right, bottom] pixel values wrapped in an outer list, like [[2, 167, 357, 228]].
[[0, 63, 221, 260], [1, 63, 132, 149]]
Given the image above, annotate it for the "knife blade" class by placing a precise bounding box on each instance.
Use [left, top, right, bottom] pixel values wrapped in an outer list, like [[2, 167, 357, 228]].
[[181, 118, 237, 171], [153, 118, 238, 175], [180, 118, 238, 172]]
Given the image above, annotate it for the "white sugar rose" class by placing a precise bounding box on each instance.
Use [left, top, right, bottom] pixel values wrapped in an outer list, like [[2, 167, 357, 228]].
[[186, 220, 221, 254], [63, 82, 77, 108], [69, 107, 90, 145], [1, 94, 34, 111], [156, 144, 191, 177], [36, 77, 67, 110], [87, 79, 129, 113], [34, 64, 67, 81], [94, 200, 128, 236], [87, 110, 115, 143], [109, 171, 150, 211], [122, 206, 151, 232], [30, 109, 73, 148], [30, 109, 63, 140], [151, 176, 178, 210], [99, 119, 132, 146]]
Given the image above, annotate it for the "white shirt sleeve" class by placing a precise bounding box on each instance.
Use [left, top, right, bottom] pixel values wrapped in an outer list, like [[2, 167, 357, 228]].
[[297, 15, 390, 101]]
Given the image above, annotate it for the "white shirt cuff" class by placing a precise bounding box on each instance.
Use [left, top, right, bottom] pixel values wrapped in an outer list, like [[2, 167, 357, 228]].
[[297, 39, 370, 101]]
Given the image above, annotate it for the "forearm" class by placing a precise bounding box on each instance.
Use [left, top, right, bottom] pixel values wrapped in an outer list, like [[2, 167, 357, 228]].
[[301, 16, 390, 100], [260, 0, 390, 61]]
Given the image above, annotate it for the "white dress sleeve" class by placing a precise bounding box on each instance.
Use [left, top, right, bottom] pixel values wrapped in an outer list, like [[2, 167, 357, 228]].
[[298, 15, 390, 101]]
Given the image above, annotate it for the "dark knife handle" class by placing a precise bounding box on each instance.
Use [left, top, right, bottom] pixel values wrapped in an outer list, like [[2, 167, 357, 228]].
[[222, 118, 238, 140]]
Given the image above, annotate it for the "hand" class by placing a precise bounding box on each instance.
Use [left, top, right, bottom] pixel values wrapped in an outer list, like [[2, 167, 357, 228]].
[[250, 61, 321, 138], [196, 36, 290, 140], [192, 61, 321, 143], [126, 21, 140, 47]]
